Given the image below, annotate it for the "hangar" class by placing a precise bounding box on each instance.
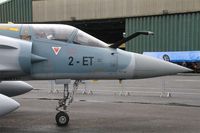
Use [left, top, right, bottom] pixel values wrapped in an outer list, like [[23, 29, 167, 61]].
[[0, 0, 200, 53]]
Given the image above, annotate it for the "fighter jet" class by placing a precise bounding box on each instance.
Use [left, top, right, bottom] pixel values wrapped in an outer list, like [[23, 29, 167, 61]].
[[0, 24, 191, 126]]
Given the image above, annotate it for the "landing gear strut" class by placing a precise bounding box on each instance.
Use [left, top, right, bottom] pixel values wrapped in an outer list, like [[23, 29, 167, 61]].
[[55, 80, 81, 126]]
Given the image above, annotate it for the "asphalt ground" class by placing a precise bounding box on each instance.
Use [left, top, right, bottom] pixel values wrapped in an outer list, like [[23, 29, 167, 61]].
[[0, 75, 200, 133]]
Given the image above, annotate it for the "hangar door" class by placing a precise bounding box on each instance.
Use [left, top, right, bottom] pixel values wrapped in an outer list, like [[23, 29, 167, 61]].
[[126, 12, 200, 53]]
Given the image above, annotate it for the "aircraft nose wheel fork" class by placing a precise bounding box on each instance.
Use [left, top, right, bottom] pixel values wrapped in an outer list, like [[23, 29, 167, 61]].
[[56, 83, 70, 126]]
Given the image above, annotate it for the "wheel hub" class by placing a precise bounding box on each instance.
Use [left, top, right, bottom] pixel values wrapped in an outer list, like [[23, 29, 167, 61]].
[[59, 116, 67, 124]]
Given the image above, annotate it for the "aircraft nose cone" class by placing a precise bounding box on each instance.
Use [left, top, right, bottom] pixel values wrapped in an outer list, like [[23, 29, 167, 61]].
[[133, 53, 192, 78], [0, 94, 20, 116]]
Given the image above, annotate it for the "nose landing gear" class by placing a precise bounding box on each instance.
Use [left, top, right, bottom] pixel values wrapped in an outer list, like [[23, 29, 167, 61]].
[[55, 80, 81, 126]]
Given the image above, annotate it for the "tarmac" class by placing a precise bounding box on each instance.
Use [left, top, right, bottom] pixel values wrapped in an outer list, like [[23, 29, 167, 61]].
[[0, 75, 200, 133]]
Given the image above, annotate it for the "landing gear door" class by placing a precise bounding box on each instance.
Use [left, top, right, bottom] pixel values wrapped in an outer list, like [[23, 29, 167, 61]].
[[20, 25, 32, 41]]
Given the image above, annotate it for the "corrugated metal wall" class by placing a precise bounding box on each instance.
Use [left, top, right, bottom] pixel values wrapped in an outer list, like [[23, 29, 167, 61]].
[[126, 12, 200, 53], [0, 0, 32, 23], [33, 0, 200, 22]]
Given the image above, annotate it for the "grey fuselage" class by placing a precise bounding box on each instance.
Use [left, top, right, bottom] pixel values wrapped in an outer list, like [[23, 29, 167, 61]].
[[0, 24, 190, 81]]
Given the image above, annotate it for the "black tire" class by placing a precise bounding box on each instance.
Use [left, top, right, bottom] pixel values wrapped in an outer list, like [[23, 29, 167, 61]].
[[55, 111, 69, 126]]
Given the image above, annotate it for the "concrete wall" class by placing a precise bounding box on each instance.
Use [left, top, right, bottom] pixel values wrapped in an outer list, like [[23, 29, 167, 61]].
[[33, 0, 200, 22]]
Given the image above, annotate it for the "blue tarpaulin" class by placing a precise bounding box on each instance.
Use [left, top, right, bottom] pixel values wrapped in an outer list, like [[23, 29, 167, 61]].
[[143, 51, 200, 63]]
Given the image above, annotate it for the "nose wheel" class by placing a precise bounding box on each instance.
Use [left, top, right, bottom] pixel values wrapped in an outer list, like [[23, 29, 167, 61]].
[[55, 80, 81, 126], [56, 111, 69, 126]]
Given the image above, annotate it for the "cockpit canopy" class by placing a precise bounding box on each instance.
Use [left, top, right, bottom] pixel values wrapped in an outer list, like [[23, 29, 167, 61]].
[[32, 24, 108, 48]]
